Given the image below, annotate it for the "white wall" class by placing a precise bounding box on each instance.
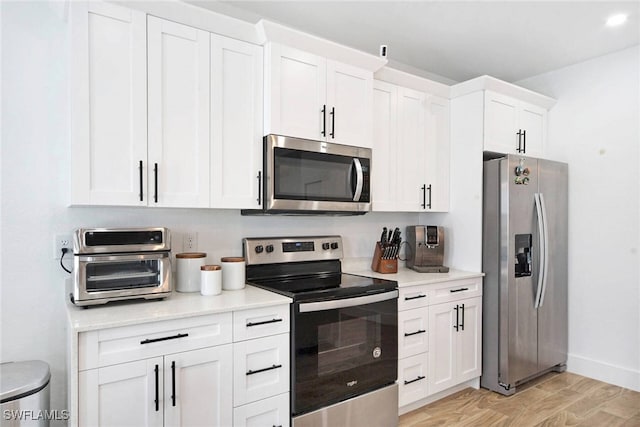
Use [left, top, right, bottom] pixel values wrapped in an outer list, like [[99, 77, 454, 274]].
[[517, 46, 640, 391], [0, 2, 421, 421]]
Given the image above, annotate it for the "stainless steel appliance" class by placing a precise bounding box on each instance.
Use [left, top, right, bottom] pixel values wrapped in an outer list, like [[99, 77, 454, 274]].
[[406, 225, 449, 273], [243, 236, 398, 427], [242, 135, 371, 215], [71, 227, 171, 306], [482, 155, 568, 395]]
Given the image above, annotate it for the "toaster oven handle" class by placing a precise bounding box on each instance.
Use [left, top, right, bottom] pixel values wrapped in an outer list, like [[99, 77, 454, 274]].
[[351, 158, 364, 202], [298, 290, 398, 313]]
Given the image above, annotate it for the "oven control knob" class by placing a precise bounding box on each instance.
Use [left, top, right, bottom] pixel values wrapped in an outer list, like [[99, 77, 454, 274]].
[[331, 242, 339, 250], [255, 245, 264, 254], [266, 244, 274, 253], [322, 243, 330, 250]]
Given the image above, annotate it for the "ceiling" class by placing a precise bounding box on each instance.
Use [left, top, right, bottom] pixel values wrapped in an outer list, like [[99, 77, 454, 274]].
[[189, 1, 640, 84]]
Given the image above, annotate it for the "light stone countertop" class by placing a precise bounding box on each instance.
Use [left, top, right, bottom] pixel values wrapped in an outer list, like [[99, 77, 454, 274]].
[[66, 285, 292, 332]]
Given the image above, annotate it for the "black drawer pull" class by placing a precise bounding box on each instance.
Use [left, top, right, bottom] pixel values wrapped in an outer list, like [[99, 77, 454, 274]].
[[449, 288, 469, 293], [404, 294, 426, 301], [246, 318, 283, 327], [246, 364, 282, 376], [140, 333, 189, 345], [404, 329, 426, 337], [404, 375, 426, 385]]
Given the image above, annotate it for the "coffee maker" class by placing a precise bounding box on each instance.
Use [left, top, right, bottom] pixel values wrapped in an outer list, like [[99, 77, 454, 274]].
[[406, 225, 449, 273]]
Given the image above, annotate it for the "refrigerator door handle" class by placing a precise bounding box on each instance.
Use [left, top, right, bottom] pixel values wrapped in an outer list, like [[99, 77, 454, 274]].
[[538, 193, 550, 307], [534, 193, 546, 309]]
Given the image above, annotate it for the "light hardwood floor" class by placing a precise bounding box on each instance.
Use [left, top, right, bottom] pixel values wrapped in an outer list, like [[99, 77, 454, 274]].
[[399, 372, 640, 426]]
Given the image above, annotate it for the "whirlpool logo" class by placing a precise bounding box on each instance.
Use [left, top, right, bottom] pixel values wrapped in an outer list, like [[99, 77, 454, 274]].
[[346, 380, 358, 387]]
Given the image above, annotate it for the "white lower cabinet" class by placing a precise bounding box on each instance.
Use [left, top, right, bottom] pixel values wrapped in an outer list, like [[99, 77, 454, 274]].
[[398, 353, 429, 407], [79, 346, 232, 427], [233, 393, 289, 427]]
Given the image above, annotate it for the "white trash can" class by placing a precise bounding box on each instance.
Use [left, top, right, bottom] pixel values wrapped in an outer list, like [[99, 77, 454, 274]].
[[0, 361, 51, 427]]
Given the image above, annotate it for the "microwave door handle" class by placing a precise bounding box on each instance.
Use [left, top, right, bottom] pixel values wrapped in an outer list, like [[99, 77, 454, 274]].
[[352, 158, 364, 201]]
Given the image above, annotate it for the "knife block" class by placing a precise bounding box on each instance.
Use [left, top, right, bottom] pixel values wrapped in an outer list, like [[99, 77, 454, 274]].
[[371, 242, 398, 274]]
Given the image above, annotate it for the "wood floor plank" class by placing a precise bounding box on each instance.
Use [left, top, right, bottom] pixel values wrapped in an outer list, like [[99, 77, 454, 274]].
[[398, 373, 638, 427]]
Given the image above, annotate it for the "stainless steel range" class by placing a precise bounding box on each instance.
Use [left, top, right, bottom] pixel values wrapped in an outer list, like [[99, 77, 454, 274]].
[[243, 236, 399, 427]]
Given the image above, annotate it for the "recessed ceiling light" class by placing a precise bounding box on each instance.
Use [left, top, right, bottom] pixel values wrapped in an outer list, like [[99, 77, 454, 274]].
[[606, 13, 628, 27]]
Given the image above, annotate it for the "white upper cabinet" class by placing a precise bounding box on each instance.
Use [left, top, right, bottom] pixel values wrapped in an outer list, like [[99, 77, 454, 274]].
[[71, 2, 147, 206], [372, 80, 450, 212], [265, 43, 373, 148], [210, 35, 264, 209], [147, 16, 210, 208]]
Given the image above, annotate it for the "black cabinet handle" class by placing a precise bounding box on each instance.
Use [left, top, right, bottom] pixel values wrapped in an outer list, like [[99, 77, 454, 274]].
[[154, 364, 159, 412], [449, 288, 469, 293], [404, 375, 426, 386], [330, 107, 335, 138], [427, 184, 432, 209], [246, 364, 282, 376], [460, 303, 465, 331], [138, 160, 144, 202], [256, 171, 262, 205], [140, 333, 189, 345], [153, 163, 158, 203], [454, 305, 459, 331], [421, 184, 426, 209], [404, 329, 426, 337], [522, 130, 527, 153], [321, 105, 326, 137], [171, 360, 176, 407], [404, 294, 426, 301], [516, 130, 522, 153], [246, 318, 283, 327]]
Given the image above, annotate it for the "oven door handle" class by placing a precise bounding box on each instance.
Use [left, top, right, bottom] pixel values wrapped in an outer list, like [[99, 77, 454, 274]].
[[298, 290, 398, 313]]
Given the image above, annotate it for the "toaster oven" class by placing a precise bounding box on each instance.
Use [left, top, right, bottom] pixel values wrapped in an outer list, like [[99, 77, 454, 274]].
[[70, 227, 172, 306]]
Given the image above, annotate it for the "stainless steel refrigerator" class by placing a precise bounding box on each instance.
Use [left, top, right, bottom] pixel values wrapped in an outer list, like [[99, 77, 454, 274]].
[[481, 155, 568, 395]]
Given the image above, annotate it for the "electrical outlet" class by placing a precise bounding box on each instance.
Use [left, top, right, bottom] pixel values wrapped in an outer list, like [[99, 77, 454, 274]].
[[53, 234, 72, 259], [183, 232, 198, 251]]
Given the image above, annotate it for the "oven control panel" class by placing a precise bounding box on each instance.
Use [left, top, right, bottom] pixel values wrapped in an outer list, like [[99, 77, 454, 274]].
[[243, 236, 343, 265]]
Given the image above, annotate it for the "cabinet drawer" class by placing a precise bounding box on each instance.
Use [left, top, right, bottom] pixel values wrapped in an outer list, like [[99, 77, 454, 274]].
[[79, 313, 233, 370], [234, 334, 290, 406], [398, 353, 429, 407], [398, 285, 430, 311], [398, 308, 429, 359], [234, 304, 290, 342], [429, 278, 482, 305], [233, 392, 290, 427]]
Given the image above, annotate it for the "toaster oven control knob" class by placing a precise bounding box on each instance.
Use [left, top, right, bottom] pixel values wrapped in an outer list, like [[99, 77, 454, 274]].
[[322, 242, 330, 250], [331, 242, 339, 250], [255, 245, 264, 254], [265, 244, 274, 253]]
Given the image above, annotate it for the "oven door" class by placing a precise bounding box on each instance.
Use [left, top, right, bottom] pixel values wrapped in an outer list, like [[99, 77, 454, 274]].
[[293, 290, 398, 416], [265, 134, 371, 213]]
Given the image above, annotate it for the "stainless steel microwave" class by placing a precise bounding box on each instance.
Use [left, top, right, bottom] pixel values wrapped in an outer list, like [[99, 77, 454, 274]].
[[243, 135, 371, 215]]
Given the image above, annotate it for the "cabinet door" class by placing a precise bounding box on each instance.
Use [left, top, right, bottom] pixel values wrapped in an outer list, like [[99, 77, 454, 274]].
[[147, 17, 210, 208], [265, 43, 326, 141], [519, 102, 546, 157], [233, 334, 290, 406], [164, 345, 233, 427], [398, 353, 429, 407], [428, 303, 456, 395], [484, 91, 519, 154], [79, 358, 163, 427], [396, 87, 427, 211], [424, 95, 450, 212], [233, 393, 290, 427], [326, 60, 373, 147], [210, 35, 263, 209], [456, 297, 482, 383], [398, 308, 429, 359], [70, 1, 147, 206], [371, 80, 398, 211]]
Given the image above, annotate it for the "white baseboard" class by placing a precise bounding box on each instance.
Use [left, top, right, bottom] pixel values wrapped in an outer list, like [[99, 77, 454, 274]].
[[398, 377, 480, 415], [567, 353, 640, 392]]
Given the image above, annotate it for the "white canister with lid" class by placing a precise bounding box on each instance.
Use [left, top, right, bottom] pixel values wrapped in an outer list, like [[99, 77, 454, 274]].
[[200, 265, 222, 296], [176, 252, 206, 292], [221, 257, 246, 290]]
